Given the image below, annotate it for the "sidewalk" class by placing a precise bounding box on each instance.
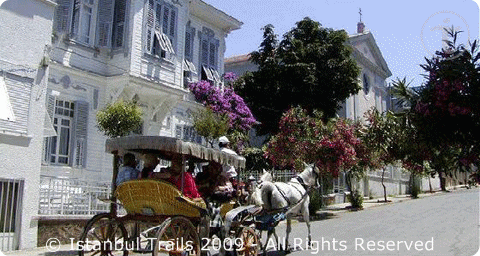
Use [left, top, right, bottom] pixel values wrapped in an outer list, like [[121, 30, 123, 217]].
[[2, 187, 468, 256]]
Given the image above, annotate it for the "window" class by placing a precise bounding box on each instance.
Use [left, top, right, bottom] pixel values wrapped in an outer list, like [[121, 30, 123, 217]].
[[0, 77, 15, 122], [46, 100, 74, 164], [112, 0, 127, 48], [199, 27, 220, 84], [54, 0, 127, 48], [175, 124, 202, 143], [0, 75, 31, 135], [44, 96, 89, 167], [71, 0, 96, 45], [144, 0, 177, 58], [363, 73, 370, 95], [0, 179, 23, 252]]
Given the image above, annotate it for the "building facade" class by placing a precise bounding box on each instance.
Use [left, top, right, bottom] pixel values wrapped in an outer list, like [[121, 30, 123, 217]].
[[42, 0, 242, 183], [0, 0, 56, 250]]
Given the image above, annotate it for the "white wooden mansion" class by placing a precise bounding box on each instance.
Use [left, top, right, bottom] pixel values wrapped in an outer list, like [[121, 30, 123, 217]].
[[225, 21, 441, 202], [0, 0, 241, 251], [43, 0, 242, 182]]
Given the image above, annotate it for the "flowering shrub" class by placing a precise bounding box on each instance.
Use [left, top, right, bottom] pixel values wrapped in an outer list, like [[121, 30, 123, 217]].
[[189, 76, 256, 132], [264, 107, 362, 176], [415, 79, 471, 117], [223, 72, 238, 83]]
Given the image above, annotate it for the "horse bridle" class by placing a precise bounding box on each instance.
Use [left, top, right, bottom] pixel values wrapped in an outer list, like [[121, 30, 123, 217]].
[[295, 164, 321, 191]]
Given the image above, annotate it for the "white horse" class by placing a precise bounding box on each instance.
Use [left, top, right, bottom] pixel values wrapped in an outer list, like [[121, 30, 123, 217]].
[[247, 170, 273, 206], [259, 164, 319, 252]]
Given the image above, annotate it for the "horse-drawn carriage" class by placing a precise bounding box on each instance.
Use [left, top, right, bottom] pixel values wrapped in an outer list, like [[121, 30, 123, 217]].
[[77, 135, 260, 256], [77, 135, 320, 256]]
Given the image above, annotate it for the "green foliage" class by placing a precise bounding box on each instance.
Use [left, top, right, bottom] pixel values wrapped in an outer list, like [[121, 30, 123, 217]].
[[192, 108, 229, 147], [347, 190, 364, 210], [410, 176, 421, 199], [241, 147, 271, 171], [96, 100, 142, 138], [308, 189, 323, 216], [236, 17, 360, 135]]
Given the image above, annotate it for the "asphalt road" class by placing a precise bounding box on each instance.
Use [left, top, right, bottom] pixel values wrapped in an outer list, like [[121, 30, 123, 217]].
[[5, 188, 478, 256], [267, 188, 479, 256]]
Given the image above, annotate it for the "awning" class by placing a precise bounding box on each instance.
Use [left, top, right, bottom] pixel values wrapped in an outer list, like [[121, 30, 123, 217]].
[[105, 136, 246, 169], [154, 31, 175, 54], [43, 111, 57, 137], [183, 59, 197, 73]]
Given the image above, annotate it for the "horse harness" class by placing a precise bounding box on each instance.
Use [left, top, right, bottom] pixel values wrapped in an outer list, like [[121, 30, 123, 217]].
[[272, 176, 309, 211]]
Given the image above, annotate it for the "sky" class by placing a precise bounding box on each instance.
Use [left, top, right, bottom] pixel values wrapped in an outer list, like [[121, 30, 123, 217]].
[[205, 0, 480, 87]]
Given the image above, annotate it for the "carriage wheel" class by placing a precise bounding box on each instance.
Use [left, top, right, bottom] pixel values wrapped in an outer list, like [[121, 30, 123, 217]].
[[78, 213, 129, 256], [235, 227, 260, 256], [153, 216, 201, 256]]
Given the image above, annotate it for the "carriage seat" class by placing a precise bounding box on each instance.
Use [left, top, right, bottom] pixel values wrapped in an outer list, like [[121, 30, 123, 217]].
[[115, 179, 206, 218]]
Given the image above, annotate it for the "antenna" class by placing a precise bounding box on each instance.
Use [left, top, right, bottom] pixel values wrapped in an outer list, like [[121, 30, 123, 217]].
[[359, 8, 362, 23]]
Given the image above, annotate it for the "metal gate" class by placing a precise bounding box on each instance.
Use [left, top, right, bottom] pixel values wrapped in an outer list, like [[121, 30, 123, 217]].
[[0, 178, 23, 252]]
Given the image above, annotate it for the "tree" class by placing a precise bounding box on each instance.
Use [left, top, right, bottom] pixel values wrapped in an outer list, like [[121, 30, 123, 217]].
[[393, 28, 480, 190], [264, 107, 363, 177], [236, 18, 360, 135], [96, 100, 142, 138], [192, 108, 229, 147]]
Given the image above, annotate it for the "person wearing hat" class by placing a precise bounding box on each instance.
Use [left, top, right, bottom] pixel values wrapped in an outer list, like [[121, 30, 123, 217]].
[[218, 136, 238, 179]]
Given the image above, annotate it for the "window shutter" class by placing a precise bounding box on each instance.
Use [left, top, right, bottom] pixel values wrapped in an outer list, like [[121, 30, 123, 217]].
[[184, 25, 195, 61], [71, 0, 81, 39], [200, 38, 209, 67], [145, 0, 155, 53], [113, 0, 127, 48], [71, 101, 89, 168], [185, 29, 192, 60], [169, 8, 176, 38], [96, 0, 115, 48], [209, 41, 216, 68], [54, 0, 73, 34], [162, 5, 170, 36]]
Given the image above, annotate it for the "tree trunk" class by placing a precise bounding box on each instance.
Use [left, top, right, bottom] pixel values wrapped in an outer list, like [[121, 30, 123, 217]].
[[439, 171, 447, 191], [428, 176, 433, 193], [381, 168, 387, 202]]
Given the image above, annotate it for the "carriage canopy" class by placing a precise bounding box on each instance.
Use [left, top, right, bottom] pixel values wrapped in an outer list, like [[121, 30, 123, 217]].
[[105, 135, 246, 169]]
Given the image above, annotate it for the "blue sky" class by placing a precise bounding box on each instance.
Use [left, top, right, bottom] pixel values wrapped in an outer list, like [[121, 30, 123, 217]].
[[206, 0, 480, 87]]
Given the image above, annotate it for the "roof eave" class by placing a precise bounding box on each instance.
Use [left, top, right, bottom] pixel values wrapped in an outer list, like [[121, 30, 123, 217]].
[[190, 0, 243, 33]]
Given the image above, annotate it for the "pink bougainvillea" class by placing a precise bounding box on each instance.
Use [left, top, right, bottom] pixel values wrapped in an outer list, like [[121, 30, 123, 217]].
[[188, 75, 256, 131]]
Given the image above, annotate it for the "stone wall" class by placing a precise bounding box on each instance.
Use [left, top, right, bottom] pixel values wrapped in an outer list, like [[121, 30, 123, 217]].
[[37, 218, 89, 247]]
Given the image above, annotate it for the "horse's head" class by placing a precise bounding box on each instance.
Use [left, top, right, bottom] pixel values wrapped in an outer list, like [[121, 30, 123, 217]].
[[298, 163, 320, 188], [258, 169, 273, 184]]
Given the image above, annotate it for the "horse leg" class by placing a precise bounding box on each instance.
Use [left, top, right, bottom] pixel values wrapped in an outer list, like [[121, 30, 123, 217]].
[[263, 229, 274, 255], [285, 217, 291, 252], [272, 228, 280, 251], [303, 204, 312, 246]]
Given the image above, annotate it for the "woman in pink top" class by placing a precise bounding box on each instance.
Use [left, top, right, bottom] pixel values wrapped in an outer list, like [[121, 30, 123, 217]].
[[151, 156, 203, 202]]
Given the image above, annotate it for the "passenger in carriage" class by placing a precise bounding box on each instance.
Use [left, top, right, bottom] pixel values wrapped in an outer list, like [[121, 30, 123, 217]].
[[151, 156, 203, 203], [196, 160, 235, 202], [140, 154, 160, 179], [116, 153, 140, 186]]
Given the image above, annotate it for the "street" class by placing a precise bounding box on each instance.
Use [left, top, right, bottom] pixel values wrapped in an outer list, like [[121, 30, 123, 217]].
[[4, 188, 478, 256], [269, 188, 479, 256]]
